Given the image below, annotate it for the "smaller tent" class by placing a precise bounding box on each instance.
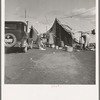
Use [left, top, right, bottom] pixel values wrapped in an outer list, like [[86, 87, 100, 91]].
[[29, 26, 39, 42]]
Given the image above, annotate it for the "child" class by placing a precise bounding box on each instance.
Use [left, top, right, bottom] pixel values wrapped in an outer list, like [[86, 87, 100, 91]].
[[36, 35, 46, 50], [39, 38, 46, 50]]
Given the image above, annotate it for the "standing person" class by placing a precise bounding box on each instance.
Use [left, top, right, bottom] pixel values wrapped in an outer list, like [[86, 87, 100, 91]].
[[81, 32, 90, 50], [48, 32, 54, 47], [79, 36, 84, 50]]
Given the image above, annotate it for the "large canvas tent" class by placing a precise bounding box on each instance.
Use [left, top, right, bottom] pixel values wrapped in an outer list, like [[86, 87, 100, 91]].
[[46, 18, 95, 46], [58, 17, 95, 32], [46, 18, 74, 46]]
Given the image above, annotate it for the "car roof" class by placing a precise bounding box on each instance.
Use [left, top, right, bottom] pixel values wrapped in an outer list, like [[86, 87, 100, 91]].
[[5, 21, 26, 25]]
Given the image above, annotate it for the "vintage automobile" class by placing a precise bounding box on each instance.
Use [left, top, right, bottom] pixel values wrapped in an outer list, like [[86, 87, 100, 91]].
[[5, 21, 32, 52]]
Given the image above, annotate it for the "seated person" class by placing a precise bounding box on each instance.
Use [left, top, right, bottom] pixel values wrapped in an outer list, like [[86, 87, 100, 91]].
[[36, 36, 46, 50]]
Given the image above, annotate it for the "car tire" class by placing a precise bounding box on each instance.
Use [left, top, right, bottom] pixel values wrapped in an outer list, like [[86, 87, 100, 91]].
[[5, 33, 17, 47]]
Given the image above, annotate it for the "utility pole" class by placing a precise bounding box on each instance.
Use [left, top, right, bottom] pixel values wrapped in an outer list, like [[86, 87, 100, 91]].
[[45, 16, 49, 32], [25, 8, 26, 22], [25, 8, 29, 32], [26, 21, 29, 32]]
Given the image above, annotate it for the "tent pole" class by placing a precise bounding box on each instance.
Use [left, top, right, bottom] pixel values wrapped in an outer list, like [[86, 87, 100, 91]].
[[55, 19, 57, 46], [80, 31, 83, 49], [59, 25, 61, 46], [71, 32, 73, 47]]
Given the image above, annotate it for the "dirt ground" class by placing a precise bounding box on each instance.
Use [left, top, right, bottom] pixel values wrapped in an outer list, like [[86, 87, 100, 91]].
[[5, 47, 95, 84]]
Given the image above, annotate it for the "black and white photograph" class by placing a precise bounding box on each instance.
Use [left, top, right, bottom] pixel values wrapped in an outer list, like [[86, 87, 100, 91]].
[[2, 0, 99, 100], [4, 0, 96, 85]]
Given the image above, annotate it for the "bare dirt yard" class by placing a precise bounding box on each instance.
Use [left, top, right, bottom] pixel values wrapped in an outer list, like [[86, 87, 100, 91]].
[[5, 47, 95, 84]]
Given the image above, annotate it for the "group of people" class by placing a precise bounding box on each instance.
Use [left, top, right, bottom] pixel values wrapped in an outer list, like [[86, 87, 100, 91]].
[[36, 32, 92, 51], [79, 32, 90, 50], [79, 31, 95, 50], [36, 34, 46, 50], [29, 26, 95, 51]]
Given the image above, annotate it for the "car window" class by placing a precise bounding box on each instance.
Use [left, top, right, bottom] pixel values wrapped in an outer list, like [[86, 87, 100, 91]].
[[5, 24, 17, 30]]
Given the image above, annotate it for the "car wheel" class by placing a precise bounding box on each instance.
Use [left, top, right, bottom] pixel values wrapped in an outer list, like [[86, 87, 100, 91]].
[[5, 33, 17, 47], [23, 46, 28, 53]]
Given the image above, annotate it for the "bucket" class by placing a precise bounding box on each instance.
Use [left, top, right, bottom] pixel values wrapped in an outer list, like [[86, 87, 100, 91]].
[[55, 46, 59, 49], [52, 44, 55, 48], [66, 46, 73, 52]]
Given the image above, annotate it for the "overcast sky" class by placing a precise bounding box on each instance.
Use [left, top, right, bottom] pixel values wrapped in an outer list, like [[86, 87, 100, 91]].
[[5, 0, 96, 33]]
